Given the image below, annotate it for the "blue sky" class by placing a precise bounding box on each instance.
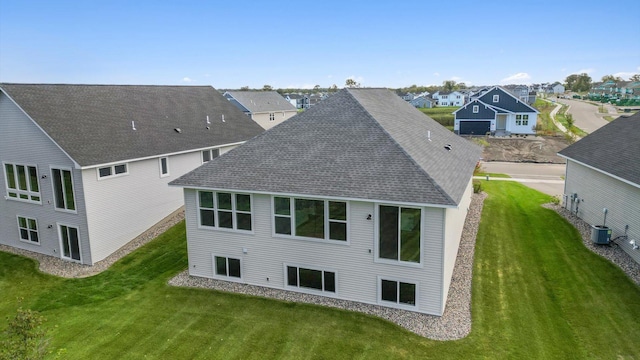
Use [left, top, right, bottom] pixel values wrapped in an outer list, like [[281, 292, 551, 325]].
[[1, 0, 638, 89]]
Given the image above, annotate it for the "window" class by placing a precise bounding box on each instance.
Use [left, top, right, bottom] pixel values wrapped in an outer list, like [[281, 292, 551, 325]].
[[269, 113, 275, 121], [59, 224, 81, 261], [98, 163, 128, 179], [515, 114, 529, 126], [202, 149, 220, 163], [378, 205, 421, 263], [159, 157, 169, 177], [442, 95, 448, 99], [198, 191, 252, 231], [3, 163, 40, 203], [472, 105, 479, 113], [214, 256, 241, 278], [17, 216, 39, 244], [493, 94, 499, 102], [273, 197, 348, 242], [52, 168, 75, 211], [380, 279, 416, 306], [286, 265, 335, 293]]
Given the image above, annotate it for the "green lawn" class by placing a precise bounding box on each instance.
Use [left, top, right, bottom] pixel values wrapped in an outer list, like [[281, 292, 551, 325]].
[[1, 181, 639, 359]]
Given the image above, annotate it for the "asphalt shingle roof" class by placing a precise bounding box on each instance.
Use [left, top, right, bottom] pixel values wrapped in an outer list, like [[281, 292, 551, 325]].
[[0, 84, 265, 167], [558, 112, 640, 186], [225, 91, 297, 113], [171, 88, 482, 206]]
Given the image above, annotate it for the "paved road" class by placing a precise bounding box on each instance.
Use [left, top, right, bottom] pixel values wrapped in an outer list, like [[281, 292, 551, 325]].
[[556, 98, 610, 134], [480, 162, 566, 197]]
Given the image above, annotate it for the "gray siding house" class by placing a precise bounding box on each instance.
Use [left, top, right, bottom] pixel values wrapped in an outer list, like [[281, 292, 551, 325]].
[[223, 91, 297, 129], [0, 84, 264, 265], [558, 113, 640, 264], [170, 88, 481, 315], [453, 86, 538, 135]]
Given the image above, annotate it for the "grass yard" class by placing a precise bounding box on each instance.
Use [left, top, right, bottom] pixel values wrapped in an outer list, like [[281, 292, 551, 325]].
[[1, 181, 639, 359], [419, 106, 457, 129]]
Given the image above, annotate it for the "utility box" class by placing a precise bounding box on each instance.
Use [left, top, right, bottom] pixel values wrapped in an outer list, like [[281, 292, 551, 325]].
[[591, 225, 612, 245]]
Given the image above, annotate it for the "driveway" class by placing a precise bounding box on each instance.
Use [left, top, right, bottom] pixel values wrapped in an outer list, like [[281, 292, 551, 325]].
[[556, 98, 610, 134], [480, 162, 565, 197]]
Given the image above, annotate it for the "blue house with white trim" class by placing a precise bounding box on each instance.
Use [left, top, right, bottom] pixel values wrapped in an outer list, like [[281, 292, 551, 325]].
[[453, 86, 539, 135]]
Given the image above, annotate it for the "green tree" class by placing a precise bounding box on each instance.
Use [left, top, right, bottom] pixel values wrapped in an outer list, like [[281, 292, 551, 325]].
[[564, 73, 592, 92], [601, 75, 622, 83], [240, 86, 249, 91], [313, 85, 320, 91], [328, 84, 338, 93], [345, 78, 360, 88], [0, 308, 49, 360], [629, 74, 640, 82], [442, 80, 458, 92], [262, 84, 273, 91]]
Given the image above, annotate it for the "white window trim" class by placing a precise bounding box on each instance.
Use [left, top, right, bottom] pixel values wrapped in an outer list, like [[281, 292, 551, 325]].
[[50, 166, 77, 214], [283, 263, 339, 296], [373, 203, 424, 268], [377, 275, 419, 310], [159, 157, 169, 178], [472, 105, 479, 113], [197, 191, 254, 234], [493, 94, 499, 102], [3, 161, 42, 204], [97, 163, 128, 180], [17, 215, 40, 245], [57, 222, 82, 263], [271, 196, 350, 245], [211, 254, 243, 282]]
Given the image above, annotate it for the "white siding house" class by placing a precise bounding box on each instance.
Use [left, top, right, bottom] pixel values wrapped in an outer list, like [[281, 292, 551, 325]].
[[558, 114, 640, 264], [1, 84, 264, 265], [171, 88, 481, 315]]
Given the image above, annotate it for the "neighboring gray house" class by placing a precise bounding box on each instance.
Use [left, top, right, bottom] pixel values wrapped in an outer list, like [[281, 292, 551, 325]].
[[223, 91, 297, 129], [453, 86, 539, 135], [558, 113, 640, 264], [0, 84, 264, 265], [410, 95, 435, 108], [545, 82, 565, 94], [170, 88, 482, 315]]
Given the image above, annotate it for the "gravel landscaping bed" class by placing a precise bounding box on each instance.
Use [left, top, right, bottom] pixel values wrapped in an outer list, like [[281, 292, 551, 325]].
[[0, 208, 184, 278], [169, 192, 487, 341], [543, 203, 640, 286]]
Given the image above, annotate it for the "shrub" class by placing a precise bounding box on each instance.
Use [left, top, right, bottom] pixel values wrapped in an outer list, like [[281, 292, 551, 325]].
[[0, 308, 49, 360], [473, 180, 483, 193]]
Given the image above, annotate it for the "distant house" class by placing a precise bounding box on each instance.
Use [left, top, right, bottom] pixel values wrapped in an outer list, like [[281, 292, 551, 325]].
[[453, 86, 539, 135], [544, 82, 565, 94], [432, 91, 465, 106], [170, 88, 481, 316], [558, 113, 640, 264], [283, 93, 308, 109], [224, 91, 298, 129], [0, 84, 264, 265], [410, 96, 435, 108], [400, 92, 415, 101]]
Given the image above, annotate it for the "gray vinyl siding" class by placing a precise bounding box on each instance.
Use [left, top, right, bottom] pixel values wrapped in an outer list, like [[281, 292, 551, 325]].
[[441, 179, 473, 313], [0, 92, 92, 264], [183, 189, 447, 315], [564, 160, 640, 263], [82, 144, 238, 263]]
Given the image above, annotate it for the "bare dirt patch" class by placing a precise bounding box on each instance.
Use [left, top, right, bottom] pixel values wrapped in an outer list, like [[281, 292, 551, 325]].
[[480, 136, 570, 163]]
